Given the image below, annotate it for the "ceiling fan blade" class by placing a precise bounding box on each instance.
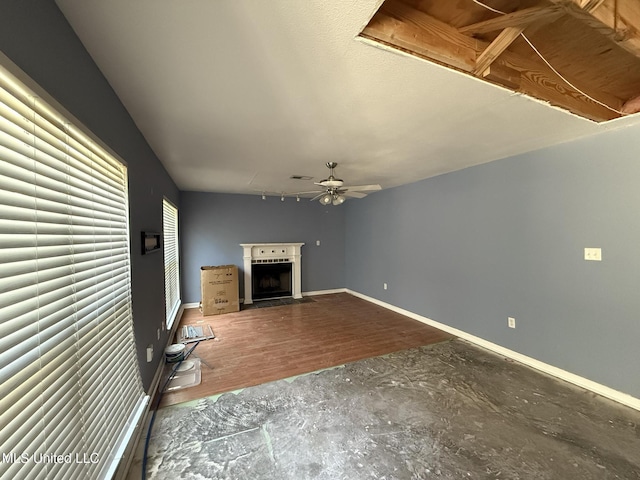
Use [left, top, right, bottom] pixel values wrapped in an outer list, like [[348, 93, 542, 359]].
[[343, 191, 367, 199], [290, 190, 323, 195], [341, 184, 381, 191], [310, 192, 326, 201]]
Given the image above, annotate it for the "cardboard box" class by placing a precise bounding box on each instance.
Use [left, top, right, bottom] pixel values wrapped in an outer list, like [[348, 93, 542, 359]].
[[200, 265, 240, 315]]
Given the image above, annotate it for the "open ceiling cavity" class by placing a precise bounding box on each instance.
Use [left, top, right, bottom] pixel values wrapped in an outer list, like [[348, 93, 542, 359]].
[[360, 0, 640, 122]]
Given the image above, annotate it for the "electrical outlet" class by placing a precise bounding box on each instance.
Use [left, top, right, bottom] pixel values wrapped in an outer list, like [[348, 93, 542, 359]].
[[316, 240, 320, 246], [508, 317, 516, 329], [157, 328, 161, 340], [584, 247, 602, 261], [146, 345, 153, 362], [383, 283, 388, 290]]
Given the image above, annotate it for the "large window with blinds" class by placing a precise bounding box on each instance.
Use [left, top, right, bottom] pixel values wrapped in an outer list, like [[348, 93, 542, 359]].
[[0, 59, 147, 478], [163, 199, 180, 328]]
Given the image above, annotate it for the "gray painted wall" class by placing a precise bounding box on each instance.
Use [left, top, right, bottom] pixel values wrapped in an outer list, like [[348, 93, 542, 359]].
[[4, 1, 638, 401], [181, 192, 345, 303], [0, 1, 180, 390], [345, 126, 640, 398]]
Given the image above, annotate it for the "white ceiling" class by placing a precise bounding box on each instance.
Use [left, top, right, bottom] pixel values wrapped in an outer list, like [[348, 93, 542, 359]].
[[55, 0, 639, 197]]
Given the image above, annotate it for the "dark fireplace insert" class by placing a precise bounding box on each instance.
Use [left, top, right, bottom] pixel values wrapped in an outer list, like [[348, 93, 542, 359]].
[[251, 262, 292, 300]]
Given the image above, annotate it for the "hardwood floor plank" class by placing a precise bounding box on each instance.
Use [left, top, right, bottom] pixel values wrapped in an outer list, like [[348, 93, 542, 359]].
[[160, 293, 453, 407]]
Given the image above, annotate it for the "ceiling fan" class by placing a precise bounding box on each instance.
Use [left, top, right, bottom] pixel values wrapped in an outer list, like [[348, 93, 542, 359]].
[[301, 162, 382, 206]]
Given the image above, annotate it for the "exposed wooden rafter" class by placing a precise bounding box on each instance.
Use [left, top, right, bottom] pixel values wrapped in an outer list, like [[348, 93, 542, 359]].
[[577, 0, 607, 11], [473, 26, 525, 75], [462, 4, 566, 77], [368, 1, 478, 71], [359, 0, 629, 121], [459, 5, 564, 35], [481, 63, 521, 89], [548, 0, 640, 58]]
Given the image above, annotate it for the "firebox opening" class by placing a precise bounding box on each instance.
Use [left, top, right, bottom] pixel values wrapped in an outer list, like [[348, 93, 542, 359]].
[[251, 262, 293, 300]]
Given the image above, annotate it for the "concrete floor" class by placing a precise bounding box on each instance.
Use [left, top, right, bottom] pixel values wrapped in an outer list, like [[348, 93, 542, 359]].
[[131, 339, 640, 479]]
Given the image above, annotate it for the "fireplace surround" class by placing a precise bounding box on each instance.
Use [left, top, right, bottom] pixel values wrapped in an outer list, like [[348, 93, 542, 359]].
[[240, 243, 304, 304]]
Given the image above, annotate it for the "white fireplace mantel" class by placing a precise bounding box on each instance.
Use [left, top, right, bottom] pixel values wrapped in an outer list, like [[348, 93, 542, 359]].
[[240, 243, 304, 304]]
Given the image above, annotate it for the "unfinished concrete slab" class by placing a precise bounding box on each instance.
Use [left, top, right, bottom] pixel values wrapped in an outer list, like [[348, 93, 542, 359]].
[[132, 339, 640, 479]]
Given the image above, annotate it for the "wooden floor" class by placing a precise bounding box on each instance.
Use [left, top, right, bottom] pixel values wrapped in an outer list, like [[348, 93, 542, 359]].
[[160, 293, 453, 407]]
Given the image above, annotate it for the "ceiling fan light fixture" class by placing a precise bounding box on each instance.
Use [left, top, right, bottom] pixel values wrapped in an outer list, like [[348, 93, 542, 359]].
[[319, 193, 332, 205], [332, 194, 345, 205]]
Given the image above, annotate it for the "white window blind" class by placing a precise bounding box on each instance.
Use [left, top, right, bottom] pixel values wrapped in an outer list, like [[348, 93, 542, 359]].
[[0, 62, 147, 479], [163, 199, 180, 328]]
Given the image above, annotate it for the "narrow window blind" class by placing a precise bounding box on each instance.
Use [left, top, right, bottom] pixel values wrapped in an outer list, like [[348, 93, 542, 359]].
[[0, 62, 147, 479], [162, 199, 180, 328]]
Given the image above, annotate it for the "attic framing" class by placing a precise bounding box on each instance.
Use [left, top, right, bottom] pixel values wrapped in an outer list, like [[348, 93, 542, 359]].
[[359, 0, 640, 122]]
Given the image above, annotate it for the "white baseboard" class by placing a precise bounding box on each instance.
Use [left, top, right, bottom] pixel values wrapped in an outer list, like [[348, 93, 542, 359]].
[[303, 288, 347, 296], [346, 289, 640, 412], [182, 302, 199, 309]]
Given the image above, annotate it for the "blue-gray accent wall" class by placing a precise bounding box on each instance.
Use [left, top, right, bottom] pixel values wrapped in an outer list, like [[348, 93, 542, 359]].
[[345, 126, 640, 398], [0, 1, 180, 390], [180, 192, 346, 303], [3, 0, 638, 401]]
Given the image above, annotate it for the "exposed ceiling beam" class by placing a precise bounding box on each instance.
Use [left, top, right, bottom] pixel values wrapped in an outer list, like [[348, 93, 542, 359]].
[[459, 5, 564, 35], [360, 1, 623, 121], [496, 51, 622, 121], [549, 0, 640, 58], [473, 27, 525, 75], [368, 1, 478, 71], [481, 63, 521, 89], [577, 0, 607, 12]]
